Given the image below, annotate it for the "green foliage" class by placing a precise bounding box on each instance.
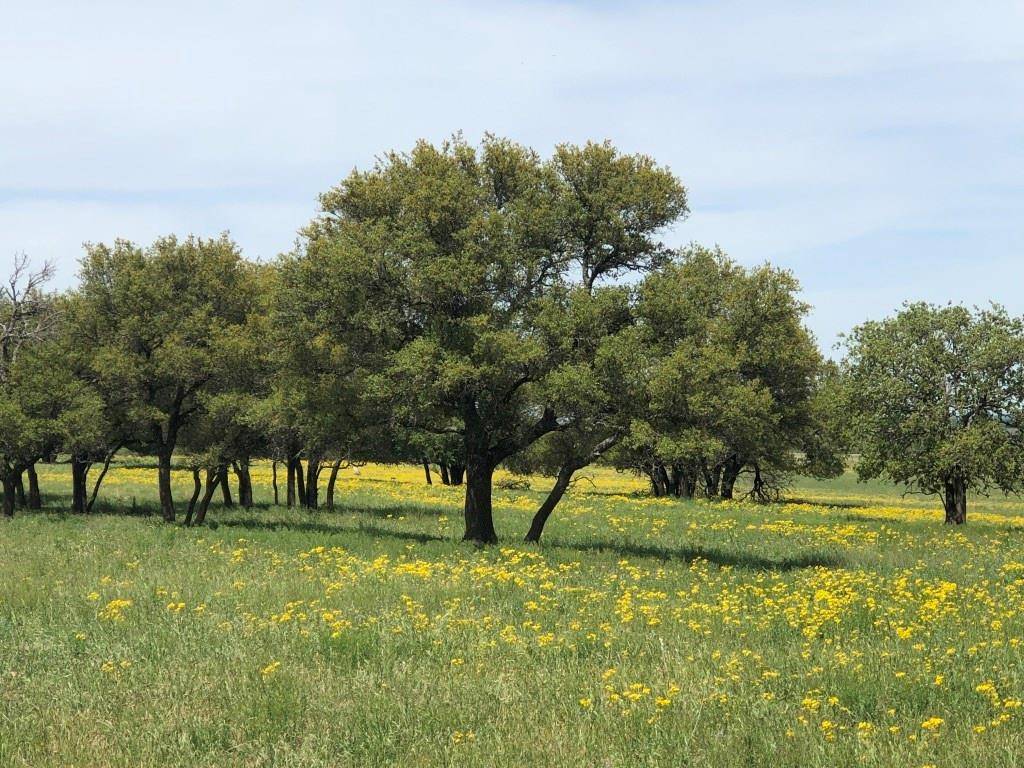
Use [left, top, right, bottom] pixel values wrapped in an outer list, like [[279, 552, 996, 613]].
[[844, 303, 1024, 503], [615, 244, 838, 499], [75, 234, 256, 456], [0, 342, 102, 475], [300, 134, 688, 540]]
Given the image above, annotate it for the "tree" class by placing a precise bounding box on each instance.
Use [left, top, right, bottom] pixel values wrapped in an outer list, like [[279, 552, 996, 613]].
[[844, 303, 1024, 524], [0, 254, 56, 381], [0, 256, 102, 517], [302, 135, 687, 543], [511, 286, 647, 542], [272, 247, 388, 511], [615, 245, 839, 501], [512, 142, 688, 542], [552, 141, 688, 290], [76, 235, 257, 521], [0, 339, 102, 517]]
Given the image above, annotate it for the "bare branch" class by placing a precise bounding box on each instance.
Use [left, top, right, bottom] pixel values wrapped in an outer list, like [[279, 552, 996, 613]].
[[0, 253, 58, 379]]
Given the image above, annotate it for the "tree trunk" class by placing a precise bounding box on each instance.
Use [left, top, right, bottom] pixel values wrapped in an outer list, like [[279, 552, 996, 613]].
[[218, 465, 233, 507], [86, 447, 119, 514], [286, 459, 296, 507], [422, 458, 433, 485], [326, 460, 342, 510], [26, 463, 41, 509], [943, 477, 967, 524], [525, 464, 575, 543], [463, 453, 497, 544], [233, 461, 253, 509], [653, 463, 671, 497], [193, 469, 221, 527], [439, 463, 451, 485], [14, 471, 26, 508], [702, 461, 722, 498], [648, 466, 663, 496], [2, 474, 14, 517], [294, 457, 306, 506], [272, 460, 279, 506], [71, 456, 90, 514], [305, 456, 320, 509], [720, 457, 742, 500], [449, 463, 465, 485], [184, 468, 202, 526], [157, 450, 175, 521]]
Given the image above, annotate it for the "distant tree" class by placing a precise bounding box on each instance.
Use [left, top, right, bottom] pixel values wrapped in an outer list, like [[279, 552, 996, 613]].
[[844, 303, 1024, 524], [0, 254, 56, 380], [0, 257, 102, 516], [272, 246, 390, 511], [58, 293, 126, 513], [0, 257, 89, 515], [76, 235, 257, 521], [614, 245, 839, 501]]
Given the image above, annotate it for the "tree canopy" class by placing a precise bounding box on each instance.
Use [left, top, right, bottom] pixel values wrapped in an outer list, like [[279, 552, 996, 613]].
[[844, 302, 1024, 523], [0, 135, 1015, 534]]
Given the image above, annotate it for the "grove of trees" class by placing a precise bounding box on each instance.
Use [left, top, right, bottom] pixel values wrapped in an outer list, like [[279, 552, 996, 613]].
[[1, 135, 1019, 535]]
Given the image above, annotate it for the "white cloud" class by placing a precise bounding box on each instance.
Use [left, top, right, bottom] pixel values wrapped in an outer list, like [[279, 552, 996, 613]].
[[1, 0, 1021, 347]]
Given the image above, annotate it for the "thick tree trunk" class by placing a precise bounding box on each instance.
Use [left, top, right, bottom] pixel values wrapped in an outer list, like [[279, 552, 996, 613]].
[[647, 466, 662, 496], [233, 461, 253, 509], [193, 469, 221, 527], [2, 474, 14, 517], [449, 463, 465, 485], [422, 458, 433, 485], [525, 464, 575, 543], [14, 471, 26, 508], [943, 477, 967, 524], [305, 456, 320, 509], [184, 468, 202, 526], [157, 450, 175, 521], [272, 460, 279, 506], [325, 460, 342, 510], [720, 457, 742, 500], [463, 454, 497, 544], [26, 463, 41, 509], [218, 465, 233, 507], [439, 463, 451, 485], [71, 456, 90, 514], [286, 459, 296, 507]]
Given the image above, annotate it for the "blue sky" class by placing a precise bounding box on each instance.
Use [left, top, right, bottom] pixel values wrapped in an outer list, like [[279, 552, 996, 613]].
[[2, 1, 1022, 351]]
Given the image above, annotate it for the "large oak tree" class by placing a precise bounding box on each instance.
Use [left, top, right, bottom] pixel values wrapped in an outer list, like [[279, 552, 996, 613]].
[[300, 135, 687, 542]]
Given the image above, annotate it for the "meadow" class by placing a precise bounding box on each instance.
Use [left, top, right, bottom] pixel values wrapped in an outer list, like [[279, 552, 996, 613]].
[[2, 462, 1024, 767]]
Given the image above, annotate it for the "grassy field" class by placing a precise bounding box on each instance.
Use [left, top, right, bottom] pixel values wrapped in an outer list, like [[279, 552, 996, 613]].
[[2, 462, 1024, 767]]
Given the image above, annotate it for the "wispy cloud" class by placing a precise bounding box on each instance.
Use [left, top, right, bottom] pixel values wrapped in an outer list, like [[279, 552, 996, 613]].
[[1, 0, 1021, 348]]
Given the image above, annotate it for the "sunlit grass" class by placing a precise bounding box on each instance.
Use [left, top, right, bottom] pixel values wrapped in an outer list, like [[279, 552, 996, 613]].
[[2, 462, 1023, 766]]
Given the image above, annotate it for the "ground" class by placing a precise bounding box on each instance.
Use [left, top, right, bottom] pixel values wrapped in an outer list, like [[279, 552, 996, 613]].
[[2, 462, 1023, 767]]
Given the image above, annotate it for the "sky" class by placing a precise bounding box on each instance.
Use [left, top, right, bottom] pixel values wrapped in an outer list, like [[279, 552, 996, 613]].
[[2, 1, 1022, 352]]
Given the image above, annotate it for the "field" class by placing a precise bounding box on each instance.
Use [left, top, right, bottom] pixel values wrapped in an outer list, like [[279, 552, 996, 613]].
[[2, 462, 1024, 767]]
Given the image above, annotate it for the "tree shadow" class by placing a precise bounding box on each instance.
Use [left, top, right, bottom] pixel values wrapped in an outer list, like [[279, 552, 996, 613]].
[[214, 515, 447, 544], [781, 497, 871, 510], [543, 538, 847, 572]]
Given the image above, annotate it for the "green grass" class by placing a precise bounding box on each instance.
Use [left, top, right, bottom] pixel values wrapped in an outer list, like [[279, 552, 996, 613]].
[[2, 462, 1024, 767]]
